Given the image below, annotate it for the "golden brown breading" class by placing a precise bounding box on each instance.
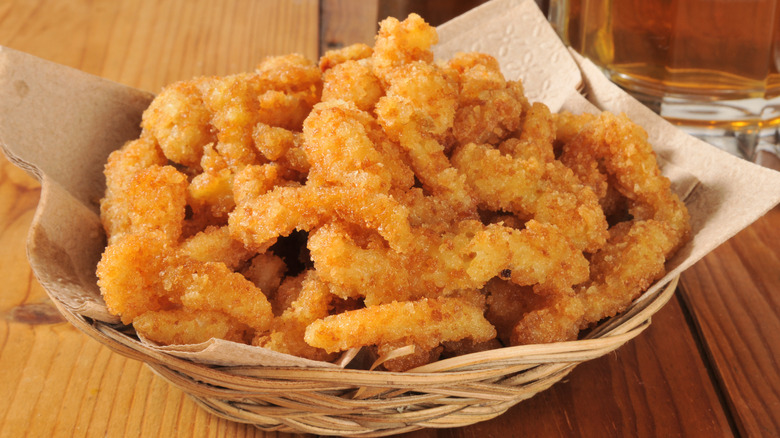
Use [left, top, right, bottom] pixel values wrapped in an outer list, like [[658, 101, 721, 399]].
[[96, 13, 690, 364], [304, 295, 496, 354]]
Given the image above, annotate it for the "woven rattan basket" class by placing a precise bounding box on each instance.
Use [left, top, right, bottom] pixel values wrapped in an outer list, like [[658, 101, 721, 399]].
[[44, 270, 678, 437]]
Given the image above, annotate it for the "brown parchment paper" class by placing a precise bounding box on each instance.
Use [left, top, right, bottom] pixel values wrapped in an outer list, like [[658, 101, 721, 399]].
[[2, 0, 780, 368]]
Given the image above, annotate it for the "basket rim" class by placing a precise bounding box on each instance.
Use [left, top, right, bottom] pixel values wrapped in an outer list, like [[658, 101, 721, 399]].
[[45, 275, 678, 382]]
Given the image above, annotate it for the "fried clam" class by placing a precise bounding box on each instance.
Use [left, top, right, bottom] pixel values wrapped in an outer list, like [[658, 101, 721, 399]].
[[229, 183, 414, 254], [229, 99, 417, 253], [308, 219, 589, 307], [141, 77, 216, 169], [253, 270, 339, 361], [321, 59, 383, 112], [98, 229, 274, 333], [319, 42, 373, 71], [303, 293, 496, 357], [452, 141, 608, 253], [373, 16, 477, 219], [510, 113, 691, 345], [133, 309, 253, 345], [446, 52, 530, 146], [100, 136, 167, 243]]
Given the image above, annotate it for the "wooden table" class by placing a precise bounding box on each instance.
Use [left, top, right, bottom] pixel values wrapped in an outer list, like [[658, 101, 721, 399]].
[[1, 1, 778, 436]]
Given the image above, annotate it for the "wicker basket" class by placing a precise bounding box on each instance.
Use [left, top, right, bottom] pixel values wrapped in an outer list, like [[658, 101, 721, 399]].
[[45, 272, 678, 437]]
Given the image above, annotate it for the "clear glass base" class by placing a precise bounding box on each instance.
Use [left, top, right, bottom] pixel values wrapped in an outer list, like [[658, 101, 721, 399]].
[[614, 83, 780, 165]]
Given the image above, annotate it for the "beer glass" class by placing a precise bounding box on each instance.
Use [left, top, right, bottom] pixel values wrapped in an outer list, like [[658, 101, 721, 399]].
[[548, 0, 780, 161]]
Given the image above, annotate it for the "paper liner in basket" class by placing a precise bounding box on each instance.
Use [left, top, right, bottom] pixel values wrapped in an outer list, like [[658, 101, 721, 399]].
[[1, 0, 780, 370]]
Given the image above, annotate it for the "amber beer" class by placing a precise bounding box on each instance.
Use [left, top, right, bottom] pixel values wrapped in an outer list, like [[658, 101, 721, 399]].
[[549, 0, 780, 156]]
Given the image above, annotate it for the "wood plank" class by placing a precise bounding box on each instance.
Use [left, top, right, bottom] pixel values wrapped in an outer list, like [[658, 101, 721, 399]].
[[679, 205, 780, 437], [319, 0, 379, 55], [0, 0, 320, 92], [377, 0, 491, 26]]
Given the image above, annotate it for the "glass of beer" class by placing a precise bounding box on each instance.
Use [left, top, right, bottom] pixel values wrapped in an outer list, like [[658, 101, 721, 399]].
[[548, 0, 780, 162]]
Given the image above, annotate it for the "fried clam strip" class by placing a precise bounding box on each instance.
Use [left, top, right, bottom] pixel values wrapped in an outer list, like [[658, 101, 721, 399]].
[[198, 54, 322, 153], [97, 232, 181, 324], [253, 270, 338, 361], [552, 111, 597, 147], [319, 43, 373, 71], [100, 137, 167, 243], [133, 309, 253, 345], [186, 144, 235, 229], [125, 164, 189, 243], [510, 114, 692, 345], [179, 225, 255, 270], [446, 52, 529, 146], [231, 99, 416, 253], [498, 102, 556, 162], [308, 219, 589, 306], [302, 100, 414, 193], [141, 77, 217, 169], [371, 14, 438, 85], [482, 279, 540, 345], [559, 111, 690, 239], [510, 218, 682, 345], [321, 59, 383, 112], [451, 141, 608, 253], [578, 220, 679, 326], [97, 230, 274, 333], [373, 16, 477, 219], [304, 294, 496, 354], [229, 184, 413, 253], [510, 292, 586, 346]]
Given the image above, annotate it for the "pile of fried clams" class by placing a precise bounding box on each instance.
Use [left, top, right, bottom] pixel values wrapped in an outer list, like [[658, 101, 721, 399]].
[[96, 14, 690, 371]]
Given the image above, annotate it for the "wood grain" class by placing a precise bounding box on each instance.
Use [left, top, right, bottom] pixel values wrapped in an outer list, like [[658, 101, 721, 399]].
[[319, 0, 379, 54], [0, 0, 772, 436], [0, 0, 319, 92], [680, 206, 780, 437]]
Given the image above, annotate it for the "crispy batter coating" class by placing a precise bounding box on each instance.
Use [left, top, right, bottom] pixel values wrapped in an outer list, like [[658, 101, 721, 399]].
[[372, 14, 437, 84], [126, 165, 189, 242], [97, 13, 690, 365], [164, 257, 274, 332], [303, 100, 414, 192], [452, 142, 608, 253], [483, 279, 539, 344], [446, 52, 530, 146], [98, 230, 274, 332], [180, 225, 254, 270], [577, 220, 678, 326], [499, 102, 556, 162], [308, 219, 588, 307], [510, 293, 584, 345], [134, 309, 252, 345], [511, 113, 691, 345], [187, 147, 235, 224], [253, 271, 337, 361], [241, 252, 287, 298], [141, 78, 216, 168], [322, 60, 383, 112], [319, 43, 373, 71], [101, 137, 167, 243], [97, 231, 180, 324], [304, 295, 496, 353]]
